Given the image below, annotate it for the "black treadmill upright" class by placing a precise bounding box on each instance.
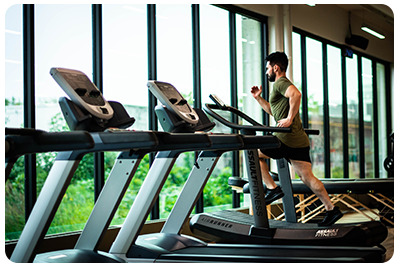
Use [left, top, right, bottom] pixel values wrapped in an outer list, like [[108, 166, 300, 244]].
[[106, 82, 387, 263]]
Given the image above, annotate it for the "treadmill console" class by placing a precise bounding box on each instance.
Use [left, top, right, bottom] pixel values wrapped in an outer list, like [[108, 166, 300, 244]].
[[147, 81, 199, 125], [50, 68, 113, 120], [209, 94, 227, 109]]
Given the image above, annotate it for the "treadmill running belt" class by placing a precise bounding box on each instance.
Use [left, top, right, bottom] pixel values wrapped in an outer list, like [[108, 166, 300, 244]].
[[190, 210, 388, 246]]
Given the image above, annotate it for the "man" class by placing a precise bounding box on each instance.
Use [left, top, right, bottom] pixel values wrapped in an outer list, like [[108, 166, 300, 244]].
[[251, 51, 342, 226]]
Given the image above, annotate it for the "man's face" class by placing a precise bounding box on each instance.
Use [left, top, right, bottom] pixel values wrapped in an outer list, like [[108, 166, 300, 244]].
[[266, 62, 276, 82]]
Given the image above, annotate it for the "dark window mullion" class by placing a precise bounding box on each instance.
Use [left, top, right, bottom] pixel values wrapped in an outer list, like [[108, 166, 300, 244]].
[[322, 44, 330, 178], [23, 4, 36, 221], [341, 50, 349, 178], [300, 35, 308, 129], [192, 4, 204, 214], [147, 4, 159, 220], [229, 11, 240, 208], [385, 64, 392, 166], [92, 4, 105, 202], [261, 22, 269, 126], [357, 56, 365, 178], [372, 61, 380, 178]]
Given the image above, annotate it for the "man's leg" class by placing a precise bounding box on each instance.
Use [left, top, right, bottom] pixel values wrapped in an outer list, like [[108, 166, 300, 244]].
[[258, 150, 277, 189], [291, 160, 343, 225], [290, 160, 334, 210], [258, 150, 285, 204]]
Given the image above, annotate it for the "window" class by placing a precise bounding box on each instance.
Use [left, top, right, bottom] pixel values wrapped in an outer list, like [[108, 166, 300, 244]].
[[35, 5, 92, 131], [346, 55, 360, 178], [102, 4, 150, 225], [200, 4, 233, 212], [5, 4, 23, 128], [293, 28, 391, 179], [236, 14, 262, 124], [5, 5, 24, 241], [361, 58, 374, 177], [236, 13, 262, 207], [34, 4, 93, 235], [103, 4, 148, 130], [292, 33, 302, 92], [376, 63, 388, 178], [155, 4, 194, 219], [157, 4, 193, 101], [327, 45, 343, 178], [200, 5, 230, 109], [305, 37, 324, 178]]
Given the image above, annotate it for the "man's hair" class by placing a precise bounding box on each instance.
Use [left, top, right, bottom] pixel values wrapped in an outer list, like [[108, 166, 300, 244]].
[[265, 52, 288, 72]]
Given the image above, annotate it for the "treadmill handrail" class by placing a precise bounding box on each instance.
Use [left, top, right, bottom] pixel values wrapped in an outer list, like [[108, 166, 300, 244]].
[[204, 104, 290, 133], [204, 104, 319, 136], [5, 128, 95, 159]]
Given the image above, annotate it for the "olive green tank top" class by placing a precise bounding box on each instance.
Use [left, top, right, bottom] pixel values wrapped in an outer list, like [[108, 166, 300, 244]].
[[270, 77, 309, 148]]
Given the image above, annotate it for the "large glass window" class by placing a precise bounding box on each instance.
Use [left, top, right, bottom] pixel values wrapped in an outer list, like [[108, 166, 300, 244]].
[[346, 55, 360, 178], [157, 4, 193, 101], [155, 4, 194, 219], [5, 4, 23, 128], [35, 5, 92, 131], [361, 58, 374, 178], [34, 4, 94, 235], [103, 4, 148, 130], [292, 33, 302, 92], [236, 13, 262, 207], [306, 37, 324, 178], [200, 5, 230, 109], [376, 63, 388, 178], [5, 4, 24, 241], [236, 14, 262, 124], [327, 45, 343, 178], [200, 4, 233, 212], [102, 4, 149, 225]]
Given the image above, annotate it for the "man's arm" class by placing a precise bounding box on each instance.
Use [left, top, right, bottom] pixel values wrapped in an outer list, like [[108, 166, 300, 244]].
[[277, 85, 301, 127], [251, 85, 273, 116]]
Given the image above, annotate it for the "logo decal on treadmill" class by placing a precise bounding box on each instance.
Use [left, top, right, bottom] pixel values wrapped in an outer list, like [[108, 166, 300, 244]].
[[200, 217, 233, 228], [315, 228, 339, 238]]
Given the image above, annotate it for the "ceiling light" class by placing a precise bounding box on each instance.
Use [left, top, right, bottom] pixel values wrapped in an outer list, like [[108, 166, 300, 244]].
[[361, 24, 385, 39]]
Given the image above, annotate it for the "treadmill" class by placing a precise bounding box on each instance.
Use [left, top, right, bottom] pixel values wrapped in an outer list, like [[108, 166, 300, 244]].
[[9, 68, 213, 263], [188, 95, 388, 247], [105, 81, 387, 262]]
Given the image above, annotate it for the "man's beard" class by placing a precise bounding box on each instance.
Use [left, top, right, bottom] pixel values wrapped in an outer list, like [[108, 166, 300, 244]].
[[267, 72, 276, 82]]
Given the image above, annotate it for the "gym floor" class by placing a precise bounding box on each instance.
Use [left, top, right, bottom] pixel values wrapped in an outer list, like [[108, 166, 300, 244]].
[[337, 209, 394, 262]]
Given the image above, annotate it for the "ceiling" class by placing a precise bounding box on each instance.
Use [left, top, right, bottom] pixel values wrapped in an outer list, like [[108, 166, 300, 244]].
[[338, 4, 394, 32]]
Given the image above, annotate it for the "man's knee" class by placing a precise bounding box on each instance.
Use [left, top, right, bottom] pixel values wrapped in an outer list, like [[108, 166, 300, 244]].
[[258, 149, 270, 159]]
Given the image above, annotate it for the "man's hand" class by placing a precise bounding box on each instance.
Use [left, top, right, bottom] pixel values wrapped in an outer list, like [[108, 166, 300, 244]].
[[277, 118, 293, 128], [251, 85, 263, 99], [251, 85, 272, 116]]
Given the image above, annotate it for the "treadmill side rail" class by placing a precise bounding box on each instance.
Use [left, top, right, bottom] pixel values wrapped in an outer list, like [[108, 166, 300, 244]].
[[10, 159, 81, 263]]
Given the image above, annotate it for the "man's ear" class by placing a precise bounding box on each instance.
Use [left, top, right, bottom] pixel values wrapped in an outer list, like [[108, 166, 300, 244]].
[[273, 64, 279, 72]]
